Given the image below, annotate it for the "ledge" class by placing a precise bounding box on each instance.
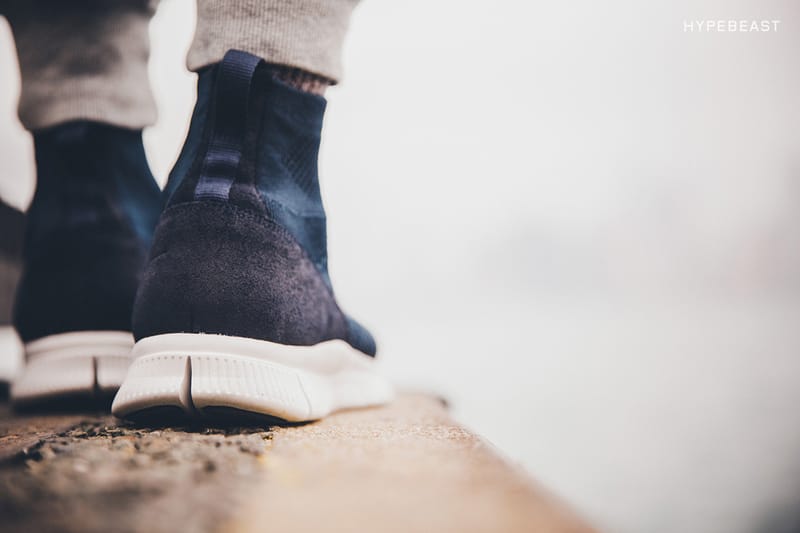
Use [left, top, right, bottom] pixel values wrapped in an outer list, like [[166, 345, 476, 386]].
[[0, 394, 596, 532]]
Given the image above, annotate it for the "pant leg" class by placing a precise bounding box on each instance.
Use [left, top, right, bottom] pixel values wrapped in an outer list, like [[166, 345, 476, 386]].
[[188, 0, 360, 83], [2, 0, 158, 131]]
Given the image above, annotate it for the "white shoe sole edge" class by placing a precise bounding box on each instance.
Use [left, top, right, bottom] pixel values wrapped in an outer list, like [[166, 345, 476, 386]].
[[0, 326, 23, 387], [11, 330, 134, 404], [111, 333, 394, 422]]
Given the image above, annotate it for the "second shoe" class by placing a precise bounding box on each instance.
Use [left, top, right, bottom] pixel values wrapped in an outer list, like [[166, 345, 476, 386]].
[[12, 121, 161, 407]]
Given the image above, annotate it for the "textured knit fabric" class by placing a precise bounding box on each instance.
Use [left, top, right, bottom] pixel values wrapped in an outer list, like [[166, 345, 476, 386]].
[[1, 0, 158, 131], [188, 0, 359, 82], [272, 65, 331, 96]]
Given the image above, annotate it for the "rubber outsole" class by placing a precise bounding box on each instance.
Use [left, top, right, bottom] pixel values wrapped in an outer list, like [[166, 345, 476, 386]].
[[11, 331, 134, 410], [112, 333, 394, 423]]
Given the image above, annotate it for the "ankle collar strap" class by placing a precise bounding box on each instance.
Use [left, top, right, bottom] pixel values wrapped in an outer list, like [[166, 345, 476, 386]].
[[195, 50, 264, 201]]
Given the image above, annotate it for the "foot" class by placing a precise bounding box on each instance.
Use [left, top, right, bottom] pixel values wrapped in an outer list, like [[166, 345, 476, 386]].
[[11, 121, 161, 408], [112, 51, 392, 422]]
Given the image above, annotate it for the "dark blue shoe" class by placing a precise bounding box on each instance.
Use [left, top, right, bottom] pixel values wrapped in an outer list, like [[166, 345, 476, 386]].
[[11, 121, 161, 407], [113, 50, 391, 422]]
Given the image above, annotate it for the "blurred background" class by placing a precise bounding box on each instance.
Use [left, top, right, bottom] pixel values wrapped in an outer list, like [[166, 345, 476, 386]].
[[1, 0, 799, 532]]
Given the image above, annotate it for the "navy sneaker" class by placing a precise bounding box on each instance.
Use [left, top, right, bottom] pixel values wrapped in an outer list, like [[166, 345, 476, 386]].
[[0, 200, 25, 399], [112, 50, 392, 422], [11, 121, 161, 407]]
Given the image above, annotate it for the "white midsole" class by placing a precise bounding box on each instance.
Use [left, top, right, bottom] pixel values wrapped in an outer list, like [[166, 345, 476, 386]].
[[132, 332, 377, 374], [12, 330, 135, 402], [26, 330, 134, 361], [113, 332, 394, 421], [0, 326, 23, 383]]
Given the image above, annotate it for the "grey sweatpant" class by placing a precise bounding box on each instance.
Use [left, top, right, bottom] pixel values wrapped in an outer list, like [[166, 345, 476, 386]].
[[0, 0, 359, 131]]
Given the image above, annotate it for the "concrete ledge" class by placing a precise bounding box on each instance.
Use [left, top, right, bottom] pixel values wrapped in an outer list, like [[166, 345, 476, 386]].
[[0, 394, 596, 532]]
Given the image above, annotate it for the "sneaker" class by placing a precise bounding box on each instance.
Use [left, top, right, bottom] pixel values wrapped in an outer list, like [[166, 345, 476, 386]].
[[112, 50, 392, 422], [0, 200, 25, 399], [11, 122, 161, 408]]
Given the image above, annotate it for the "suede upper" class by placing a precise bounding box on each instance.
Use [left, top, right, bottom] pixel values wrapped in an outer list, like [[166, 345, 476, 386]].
[[133, 201, 349, 347]]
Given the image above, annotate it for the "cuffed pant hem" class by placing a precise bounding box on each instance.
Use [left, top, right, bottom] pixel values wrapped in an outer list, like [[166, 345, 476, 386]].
[[3, 0, 158, 131], [187, 0, 359, 83]]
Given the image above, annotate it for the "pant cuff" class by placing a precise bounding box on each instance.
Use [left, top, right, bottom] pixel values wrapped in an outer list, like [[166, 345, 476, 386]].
[[5, 1, 157, 131], [188, 0, 359, 83]]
